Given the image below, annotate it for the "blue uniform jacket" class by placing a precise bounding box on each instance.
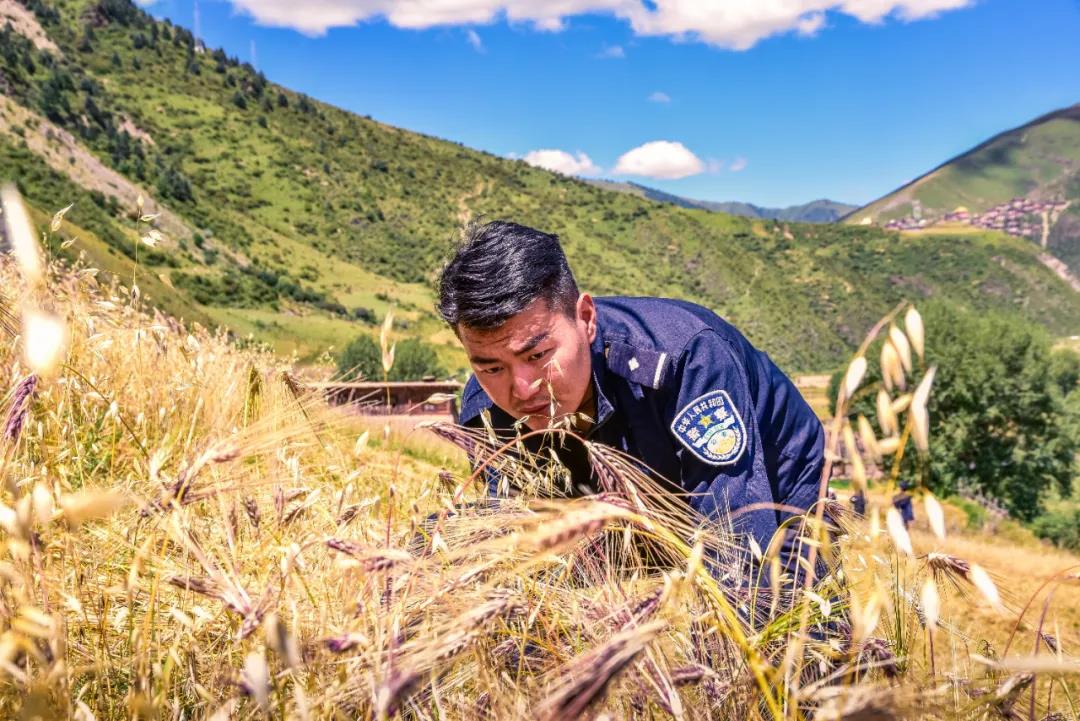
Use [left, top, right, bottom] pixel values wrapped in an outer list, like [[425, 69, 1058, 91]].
[[458, 296, 825, 552]]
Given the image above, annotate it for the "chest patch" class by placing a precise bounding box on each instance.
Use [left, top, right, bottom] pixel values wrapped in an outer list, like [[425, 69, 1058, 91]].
[[671, 390, 747, 466]]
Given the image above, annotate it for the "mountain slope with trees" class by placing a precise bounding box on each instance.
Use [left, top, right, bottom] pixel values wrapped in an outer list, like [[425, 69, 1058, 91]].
[[845, 104, 1080, 272], [0, 0, 1078, 371]]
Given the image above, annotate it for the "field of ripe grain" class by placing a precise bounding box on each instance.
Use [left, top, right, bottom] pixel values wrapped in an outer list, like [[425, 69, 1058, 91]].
[[1, 189, 1079, 721]]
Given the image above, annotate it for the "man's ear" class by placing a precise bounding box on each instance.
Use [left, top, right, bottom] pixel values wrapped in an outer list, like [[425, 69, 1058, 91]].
[[577, 293, 597, 343]]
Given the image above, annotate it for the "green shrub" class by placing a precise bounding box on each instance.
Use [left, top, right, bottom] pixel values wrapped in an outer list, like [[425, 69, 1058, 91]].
[[944, 495, 987, 530], [392, 338, 446, 381], [337, 336, 445, 381], [336, 335, 380, 381], [1032, 507, 1080, 550], [829, 302, 1077, 521]]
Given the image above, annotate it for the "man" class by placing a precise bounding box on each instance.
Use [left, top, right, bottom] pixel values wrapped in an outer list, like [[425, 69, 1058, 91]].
[[892, 482, 915, 528], [436, 220, 825, 560], [851, 491, 867, 517]]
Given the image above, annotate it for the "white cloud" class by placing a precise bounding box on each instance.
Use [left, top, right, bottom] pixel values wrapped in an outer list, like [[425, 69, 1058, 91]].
[[597, 44, 625, 58], [795, 12, 827, 35], [522, 149, 601, 176], [466, 28, 484, 51], [622, 0, 971, 49], [647, 91, 671, 103], [729, 156, 748, 172], [221, 0, 972, 47], [614, 141, 705, 180]]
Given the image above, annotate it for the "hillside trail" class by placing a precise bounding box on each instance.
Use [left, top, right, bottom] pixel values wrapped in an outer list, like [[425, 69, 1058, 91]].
[[1041, 199, 1072, 248], [456, 179, 490, 225], [0, 95, 193, 241], [0, 0, 59, 52], [1037, 251, 1080, 292]]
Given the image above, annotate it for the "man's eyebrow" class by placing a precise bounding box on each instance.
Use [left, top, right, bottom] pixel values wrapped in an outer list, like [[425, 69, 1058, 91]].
[[468, 332, 550, 366], [469, 354, 500, 365], [509, 332, 549, 356]]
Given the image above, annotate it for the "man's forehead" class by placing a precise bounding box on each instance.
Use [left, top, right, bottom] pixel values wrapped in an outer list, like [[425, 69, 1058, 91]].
[[461, 312, 551, 350]]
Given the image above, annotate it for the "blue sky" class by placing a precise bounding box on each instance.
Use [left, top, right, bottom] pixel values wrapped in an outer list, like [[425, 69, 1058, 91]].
[[141, 0, 1079, 207]]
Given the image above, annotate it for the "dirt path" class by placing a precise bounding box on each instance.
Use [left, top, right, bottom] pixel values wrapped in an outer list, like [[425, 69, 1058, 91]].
[[0, 0, 59, 53], [1041, 199, 1072, 248], [0, 95, 192, 242], [456, 179, 489, 225], [1037, 251, 1080, 292]]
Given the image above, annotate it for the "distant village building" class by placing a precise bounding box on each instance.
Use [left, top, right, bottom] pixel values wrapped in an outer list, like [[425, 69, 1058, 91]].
[[942, 206, 969, 222], [308, 380, 462, 420], [884, 197, 1068, 239]]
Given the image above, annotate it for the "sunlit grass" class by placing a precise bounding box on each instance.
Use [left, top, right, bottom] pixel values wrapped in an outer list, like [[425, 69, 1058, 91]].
[[0, 189, 1077, 720]]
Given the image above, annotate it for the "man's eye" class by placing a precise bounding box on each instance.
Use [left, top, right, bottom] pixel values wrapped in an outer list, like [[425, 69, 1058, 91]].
[[528, 349, 550, 362], [481, 367, 502, 376]]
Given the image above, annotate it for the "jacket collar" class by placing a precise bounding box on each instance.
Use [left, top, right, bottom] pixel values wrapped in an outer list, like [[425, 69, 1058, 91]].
[[589, 320, 616, 430]]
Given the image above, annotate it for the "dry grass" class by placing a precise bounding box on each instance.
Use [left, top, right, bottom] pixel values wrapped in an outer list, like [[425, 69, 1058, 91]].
[[0, 189, 1078, 720]]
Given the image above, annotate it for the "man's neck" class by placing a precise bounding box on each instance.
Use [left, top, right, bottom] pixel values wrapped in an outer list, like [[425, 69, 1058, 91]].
[[571, 381, 598, 435]]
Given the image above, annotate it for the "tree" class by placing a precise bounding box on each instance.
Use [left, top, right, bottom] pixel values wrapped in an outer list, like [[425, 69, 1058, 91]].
[[39, 69, 74, 123], [337, 335, 381, 381], [392, 338, 446, 381], [1033, 505, 1080, 551], [830, 302, 1076, 520], [337, 335, 445, 381], [156, 164, 194, 203]]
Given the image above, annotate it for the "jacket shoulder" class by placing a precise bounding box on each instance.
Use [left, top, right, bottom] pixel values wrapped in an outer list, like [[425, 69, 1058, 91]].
[[596, 297, 734, 389]]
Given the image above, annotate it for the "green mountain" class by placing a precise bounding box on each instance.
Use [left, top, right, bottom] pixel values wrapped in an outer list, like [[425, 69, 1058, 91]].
[[1, 0, 1078, 372], [588, 180, 856, 223], [845, 104, 1080, 272]]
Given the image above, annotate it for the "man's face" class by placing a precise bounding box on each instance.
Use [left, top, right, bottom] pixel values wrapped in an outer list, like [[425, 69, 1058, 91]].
[[459, 294, 597, 432]]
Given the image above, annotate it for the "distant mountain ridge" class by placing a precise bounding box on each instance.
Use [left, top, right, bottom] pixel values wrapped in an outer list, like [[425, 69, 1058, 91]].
[[587, 180, 856, 223]]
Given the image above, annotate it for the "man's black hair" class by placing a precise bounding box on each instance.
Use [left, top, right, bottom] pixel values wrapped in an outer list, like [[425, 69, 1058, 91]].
[[437, 220, 579, 330]]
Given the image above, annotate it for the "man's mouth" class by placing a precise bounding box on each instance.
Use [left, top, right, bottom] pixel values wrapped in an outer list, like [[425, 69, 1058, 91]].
[[519, 400, 554, 415]]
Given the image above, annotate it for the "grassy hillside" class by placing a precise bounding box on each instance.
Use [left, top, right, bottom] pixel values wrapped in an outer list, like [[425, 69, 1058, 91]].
[[2, 250, 1079, 720], [846, 104, 1080, 270], [1, 0, 1079, 372]]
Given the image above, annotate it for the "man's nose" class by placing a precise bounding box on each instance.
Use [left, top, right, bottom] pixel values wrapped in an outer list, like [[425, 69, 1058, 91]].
[[512, 369, 542, 400]]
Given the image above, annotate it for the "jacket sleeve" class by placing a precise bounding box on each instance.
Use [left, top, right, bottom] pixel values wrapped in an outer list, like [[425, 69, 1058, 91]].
[[457, 376, 504, 498], [668, 330, 781, 549], [481, 458, 503, 498], [461, 420, 505, 498]]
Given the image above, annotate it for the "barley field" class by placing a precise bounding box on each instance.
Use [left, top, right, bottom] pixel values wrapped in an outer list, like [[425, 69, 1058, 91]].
[[1, 187, 1078, 720]]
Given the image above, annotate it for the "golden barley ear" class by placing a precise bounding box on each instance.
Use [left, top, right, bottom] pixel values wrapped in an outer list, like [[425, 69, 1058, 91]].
[[0, 289, 18, 338], [1, 184, 44, 287], [904, 306, 925, 362], [380, 308, 395, 375], [242, 365, 262, 426]]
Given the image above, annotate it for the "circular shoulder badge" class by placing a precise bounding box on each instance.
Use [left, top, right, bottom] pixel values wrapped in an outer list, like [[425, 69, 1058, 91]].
[[670, 389, 748, 466]]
